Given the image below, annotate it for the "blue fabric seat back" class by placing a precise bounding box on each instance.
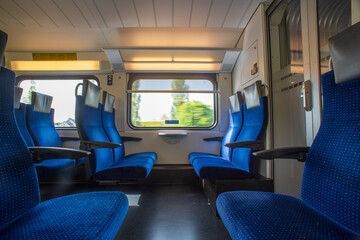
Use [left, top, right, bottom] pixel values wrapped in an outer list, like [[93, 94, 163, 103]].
[[76, 95, 114, 174], [26, 105, 62, 148], [101, 105, 125, 161], [220, 108, 243, 161], [301, 71, 360, 234], [15, 103, 35, 147], [0, 67, 40, 228], [231, 96, 268, 173]]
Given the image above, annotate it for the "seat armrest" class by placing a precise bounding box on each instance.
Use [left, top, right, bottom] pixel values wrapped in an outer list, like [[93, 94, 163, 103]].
[[60, 136, 80, 142], [122, 136, 142, 142], [253, 147, 310, 162], [203, 136, 223, 142], [81, 140, 121, 151], [225, 140, 264, 151], [28, 147, 90, 163]]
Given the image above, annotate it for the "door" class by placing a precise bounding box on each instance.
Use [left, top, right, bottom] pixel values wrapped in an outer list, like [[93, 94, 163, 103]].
[[268, 0, 307, 198]]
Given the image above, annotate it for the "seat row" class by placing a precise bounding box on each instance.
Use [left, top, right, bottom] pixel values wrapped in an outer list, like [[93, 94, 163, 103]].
[[14, 81, 157, 181], [75, 80, 157, 180], [189, 81, 268, 180], [14, 88, 83, 178]]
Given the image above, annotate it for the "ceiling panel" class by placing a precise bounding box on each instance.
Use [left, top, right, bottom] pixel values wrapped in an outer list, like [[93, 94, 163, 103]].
[[206, 0, 232, 28], [154, 0, 173, 27], [82, 0, 107, 28], [173, 0, 192, 27], [0, 0, 40, 28], [93, 0, 124, 28], [134, 0, 156, 27], [55, 0, 90, 28], [11, 0, 56, 28], [190, 0, 212, 27], [73, 0, 99, 28], [104, 28, 241, 48], [238, 0, 262, 28], [33, 0, 74, 28], [114, 0, 140, 27], [223, 0, 251, 28], [0, 5, 25, 27]]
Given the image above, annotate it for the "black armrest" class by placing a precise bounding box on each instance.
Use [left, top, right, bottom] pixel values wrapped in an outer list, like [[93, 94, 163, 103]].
[[253, 147, 310, 162], [81, 140, 121, 151], [61, 136, 80, 142], [203, 136, 223, 142], [225, 140, 264, 151], [122, 136, 142, 142], [29, 147, 90, 163]]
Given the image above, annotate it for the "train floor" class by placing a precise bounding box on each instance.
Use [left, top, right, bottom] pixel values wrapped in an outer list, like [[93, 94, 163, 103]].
[[39, 183, 231, 240]]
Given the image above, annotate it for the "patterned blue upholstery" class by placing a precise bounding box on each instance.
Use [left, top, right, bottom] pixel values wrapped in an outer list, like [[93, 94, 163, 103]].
[[217, 72, 360, 238], [14, 103, 76, 178], [0, 66, 129, 238], [189, 108, 243, 164], [0, 192, 129, 240], [15, 103, 35, 147], [101, 105, 157, 163], [217, 191, 358, 240], [76, 95, 154, 180], [0, 67, 40, 228], [27, 105, 62, 147], [192, 97, 268, 179]]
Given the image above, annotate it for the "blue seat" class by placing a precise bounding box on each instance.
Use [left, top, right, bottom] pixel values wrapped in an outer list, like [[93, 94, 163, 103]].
[[14, 89, 76, 179], [192, 93, 268, 180], [189, 109, 243, 164], [26, 92, 85, 167], [101, 91, 157, 163], [217, 24, 360, 239], [75, 81, 154, 180], [0, 40, 128, 239]]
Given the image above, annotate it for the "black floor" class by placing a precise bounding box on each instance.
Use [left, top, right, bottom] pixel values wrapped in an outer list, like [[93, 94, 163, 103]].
[[39, 183, 231, 240]]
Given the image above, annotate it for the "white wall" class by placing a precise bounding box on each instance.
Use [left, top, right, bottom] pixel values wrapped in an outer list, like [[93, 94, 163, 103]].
[[231, 4, 271, 178]]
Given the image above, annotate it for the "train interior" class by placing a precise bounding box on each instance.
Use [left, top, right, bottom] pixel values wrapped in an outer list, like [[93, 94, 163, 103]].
[[0, 0, 359, 239]]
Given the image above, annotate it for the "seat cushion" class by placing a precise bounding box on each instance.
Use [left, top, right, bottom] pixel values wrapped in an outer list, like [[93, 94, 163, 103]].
[[217, 191, 359, 240], [192, 158, 252, 179], [126, 152, 157, 163], [0, 192, 129, 240], [75, 157, 85, 166], [95, 157, 154, 180], [35, 159, 76, 179], [188, 152, 222, 164]]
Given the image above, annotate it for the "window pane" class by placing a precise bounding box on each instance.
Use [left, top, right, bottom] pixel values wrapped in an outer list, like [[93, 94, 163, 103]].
[[19, 79, 97, 127], [130, 78, 215, 128]]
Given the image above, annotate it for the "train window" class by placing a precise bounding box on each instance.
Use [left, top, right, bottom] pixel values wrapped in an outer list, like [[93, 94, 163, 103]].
[[128, 74, 217, 129], [18, 77, 99, 128]]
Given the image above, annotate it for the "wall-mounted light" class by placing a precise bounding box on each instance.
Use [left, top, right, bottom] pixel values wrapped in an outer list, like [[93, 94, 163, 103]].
[[10, 60, 100, 71], [124, 62, 221, 71]]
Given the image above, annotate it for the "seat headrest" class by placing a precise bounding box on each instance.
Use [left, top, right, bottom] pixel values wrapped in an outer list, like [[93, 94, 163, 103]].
[[31, 92, 53, 114], [229, 91, 242, 113], [14, 87, 23, 110], [102, 91, 115, 113], [84, 80, 101, 109], [244, 80, 262, 109], [0, 30, 8, 67], [329, 22, 360, 84]]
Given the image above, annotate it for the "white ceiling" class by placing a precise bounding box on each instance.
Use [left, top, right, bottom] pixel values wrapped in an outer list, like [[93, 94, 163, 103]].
[[0, 0, 264, 51]]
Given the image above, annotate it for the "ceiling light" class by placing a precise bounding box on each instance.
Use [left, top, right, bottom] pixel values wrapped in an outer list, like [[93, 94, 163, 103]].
[[124, 62, 221, 71], [10, 60, 100, 71]]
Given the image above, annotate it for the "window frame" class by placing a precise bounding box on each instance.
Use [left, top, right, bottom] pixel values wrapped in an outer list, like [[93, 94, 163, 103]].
[[127, 73, 218, 130], [16, 75, 100, 130]]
